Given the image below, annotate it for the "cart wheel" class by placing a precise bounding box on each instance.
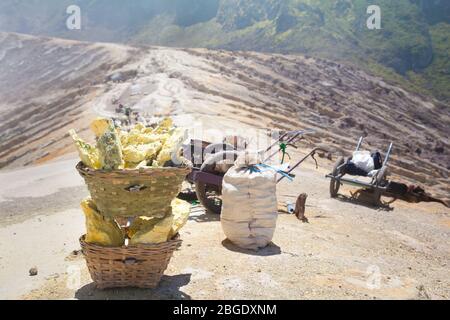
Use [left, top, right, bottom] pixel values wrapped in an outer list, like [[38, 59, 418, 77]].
[[330, 157, 346, 198], [195, 151, 240, 215], [372, 167, 388, 206]]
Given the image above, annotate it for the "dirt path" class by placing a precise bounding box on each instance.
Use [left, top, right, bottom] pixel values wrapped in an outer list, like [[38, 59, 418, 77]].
[[1, 152, 448, 300]]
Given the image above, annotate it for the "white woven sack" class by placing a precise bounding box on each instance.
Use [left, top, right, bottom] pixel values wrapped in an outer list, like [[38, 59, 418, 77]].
[[221, 153, 278, 250]]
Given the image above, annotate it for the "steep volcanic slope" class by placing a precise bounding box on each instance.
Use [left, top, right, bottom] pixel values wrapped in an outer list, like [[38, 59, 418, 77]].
[[95, 47, 448, 197], [0, 33, 448, 197], [0, 32, 139, 168]]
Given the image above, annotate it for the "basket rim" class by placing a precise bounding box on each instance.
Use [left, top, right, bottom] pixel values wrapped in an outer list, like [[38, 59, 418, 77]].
[[79, 234, 182, 250], [76, 161, 192, 176]]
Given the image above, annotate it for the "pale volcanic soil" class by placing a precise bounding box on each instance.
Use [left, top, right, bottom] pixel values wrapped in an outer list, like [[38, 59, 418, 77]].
[[0, 149, 448, 300], [0, 33, 449, 300]]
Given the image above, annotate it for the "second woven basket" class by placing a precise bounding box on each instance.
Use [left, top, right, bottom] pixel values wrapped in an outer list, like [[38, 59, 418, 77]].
[[80, 235, 182, 289]]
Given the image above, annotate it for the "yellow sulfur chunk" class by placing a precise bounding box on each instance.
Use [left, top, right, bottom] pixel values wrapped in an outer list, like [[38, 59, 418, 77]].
[[142, 126, 155, 134], [127, 216, 157, 239], [69, 130, 101, 169], [129, 214, 174, 245], [97, 127, 124, 170], [133, 123, 146, 132], [156, 128, 187, 166], [127, 199, 190, 243], [122, 131, 166, 146], [135, 160, 151, 169], [153, 117, 174, 134], [124, 160, 151, 170], [122, 142, 162, 164], [81, 198, 125, 247], [169, 199, 191, 239], [90, 118, 114, 138]]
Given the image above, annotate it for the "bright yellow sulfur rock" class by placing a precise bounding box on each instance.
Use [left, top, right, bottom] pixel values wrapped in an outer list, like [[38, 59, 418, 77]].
[[122, 131, 166, 147], [97, 126, 124, 170], [71, 116, 184, 170], [90, 118, 113, 138], [81, 198, 125, 247], [124, 160, 151, 170], [69, 130, 101, 169], [122, 142, 162, 164], [155, 128, 187, 166], [169, 199, 191, 239], [153, 117, 174, 134], [127, 216, 157, 239], [129, 214, 174, 245], [132, 123, 146, 132], [127, 199, 190, 243]]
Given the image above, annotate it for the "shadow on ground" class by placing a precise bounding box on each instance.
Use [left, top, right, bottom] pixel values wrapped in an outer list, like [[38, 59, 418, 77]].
[[335, 194, 394, 212], [189, 212, 220, 223], [74, 274, 192, 300], [188, 205, 221, 223], [221, 239, 281, 256]]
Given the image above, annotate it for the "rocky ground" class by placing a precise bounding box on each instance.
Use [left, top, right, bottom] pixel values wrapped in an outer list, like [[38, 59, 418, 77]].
[[0, 151, 448, 300]]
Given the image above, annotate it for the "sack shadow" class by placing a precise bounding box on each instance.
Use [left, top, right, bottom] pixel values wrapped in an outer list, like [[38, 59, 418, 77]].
[[74, 274, 192, 300], [221, 239, 281, 256]]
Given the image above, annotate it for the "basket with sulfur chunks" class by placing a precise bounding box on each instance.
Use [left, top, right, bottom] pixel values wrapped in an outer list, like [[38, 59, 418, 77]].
[[79, 197, 190, 289], [81, 198, 191, 246], [70, 117, 192, 218]]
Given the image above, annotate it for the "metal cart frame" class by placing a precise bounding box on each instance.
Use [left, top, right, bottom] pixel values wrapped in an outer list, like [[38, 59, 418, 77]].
[[183, 130, 325, 214], [325, 137, 393, 205]]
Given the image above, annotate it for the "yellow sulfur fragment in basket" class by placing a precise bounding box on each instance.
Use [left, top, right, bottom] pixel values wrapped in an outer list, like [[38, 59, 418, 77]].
[[81, 198, 125, 247], [97, 125, 124, 170], [121, 129, 166, 147], [154, 128, 187, 166], [129, 199, 191, 244], [69, 130, 101, 170], [122, 142, 162, 164], [129, 215, 174, 245], [153, 118, 174, 134], [169, 199, 191, 239], [90, 118, 113, 138]]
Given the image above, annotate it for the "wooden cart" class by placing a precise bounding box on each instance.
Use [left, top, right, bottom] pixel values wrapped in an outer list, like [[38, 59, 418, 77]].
[[182, 130, 325, 214]]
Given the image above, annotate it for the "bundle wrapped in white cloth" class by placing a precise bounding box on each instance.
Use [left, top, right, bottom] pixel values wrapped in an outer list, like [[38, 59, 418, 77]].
[[221, 152, 278, 250], [351, 151, 375, 173]]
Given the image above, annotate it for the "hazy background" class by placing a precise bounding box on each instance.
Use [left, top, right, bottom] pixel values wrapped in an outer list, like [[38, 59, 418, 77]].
[[0, 0, 449, 102]]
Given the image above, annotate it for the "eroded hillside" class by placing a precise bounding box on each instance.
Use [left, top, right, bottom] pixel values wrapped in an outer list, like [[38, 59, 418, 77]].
[[0, 33, 448, 198], [0, 32, 139, 168]]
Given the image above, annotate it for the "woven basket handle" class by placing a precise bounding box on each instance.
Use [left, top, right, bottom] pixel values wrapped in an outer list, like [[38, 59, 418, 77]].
[[124, 184, 147, 192]]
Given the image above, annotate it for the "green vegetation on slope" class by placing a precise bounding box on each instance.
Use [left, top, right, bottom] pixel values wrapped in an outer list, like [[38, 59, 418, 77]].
[[0, 0, 448, 102]]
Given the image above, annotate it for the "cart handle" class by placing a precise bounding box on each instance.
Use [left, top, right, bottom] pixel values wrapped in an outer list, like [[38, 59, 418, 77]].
[[355, 136, 364, 151], [264, 129, 315, 153], [383, 142, 394, 167], [277, 147, 328, 183]]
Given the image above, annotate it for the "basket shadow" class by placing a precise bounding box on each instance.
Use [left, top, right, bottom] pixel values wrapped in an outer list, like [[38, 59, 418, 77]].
[[188, 212, 220, 223], [221, 239, 281, 256], [335, 194, 393, 212], [74, 274, 192, 300]]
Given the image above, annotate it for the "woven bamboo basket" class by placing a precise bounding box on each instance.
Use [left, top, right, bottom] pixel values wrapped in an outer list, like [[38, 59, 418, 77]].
[[80, 235, 182, 289], [76, 162, 191, 218]]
